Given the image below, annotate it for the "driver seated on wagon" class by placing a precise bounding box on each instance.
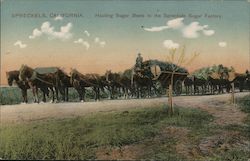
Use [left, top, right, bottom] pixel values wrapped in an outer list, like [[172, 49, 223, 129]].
[[135, 53, 143, 72]]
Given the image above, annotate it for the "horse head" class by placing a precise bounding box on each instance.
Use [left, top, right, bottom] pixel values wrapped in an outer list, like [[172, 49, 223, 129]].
[[69, 68, 80, 84], [6, 71, 20, 86], [6, 71, 13, 86], [105, 70, 112, 83], [19, 64, 33, 81]]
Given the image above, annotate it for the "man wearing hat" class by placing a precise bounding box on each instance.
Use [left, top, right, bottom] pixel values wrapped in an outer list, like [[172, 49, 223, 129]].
[[135, 53, 143, 70]]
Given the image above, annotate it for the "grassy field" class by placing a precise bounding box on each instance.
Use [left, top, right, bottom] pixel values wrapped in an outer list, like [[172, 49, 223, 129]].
[[0, 106, 213, 160], [1, 94, 249, 160]]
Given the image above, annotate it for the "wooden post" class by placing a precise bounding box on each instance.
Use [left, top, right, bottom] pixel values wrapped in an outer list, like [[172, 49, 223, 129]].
[[168, 73, 174, 116], [231, 82, 235, 105]]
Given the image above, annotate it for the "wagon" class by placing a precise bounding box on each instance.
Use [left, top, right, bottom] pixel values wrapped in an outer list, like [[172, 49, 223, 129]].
[[139, 60, 189, 96]]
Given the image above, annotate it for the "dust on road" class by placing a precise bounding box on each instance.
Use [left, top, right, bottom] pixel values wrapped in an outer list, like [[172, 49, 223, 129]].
[[1, 92, 249, 125]]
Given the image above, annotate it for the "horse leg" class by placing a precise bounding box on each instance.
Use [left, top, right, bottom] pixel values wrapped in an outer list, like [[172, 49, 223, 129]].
[[21, 89, 27, 103], [24, 89, 28, 103], [66, 88, 69, 101], [60, 86, 65, 102], [35, 86, 39, 103], [51, 88, 55, 103], [148, 85, 151, 98], [136, 86, 139, 99], [96, 88, 99, 101], [55, 87, 59, 102], [78, 89, 82, 102], [77, 88, 83, 102], [42, 91, 46, 102], [94, 87, 97, 101], [125, 88, 129, 99], [31, 86, 37, 103], [31, 87, 35, 102]]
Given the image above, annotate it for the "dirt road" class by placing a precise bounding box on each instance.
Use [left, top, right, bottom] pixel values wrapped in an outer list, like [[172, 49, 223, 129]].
[[1, 92, 249, 124]]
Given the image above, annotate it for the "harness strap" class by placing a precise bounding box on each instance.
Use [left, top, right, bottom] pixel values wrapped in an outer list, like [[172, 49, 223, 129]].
[[30, 72, 54, 86], [79, 77, 99, 87]]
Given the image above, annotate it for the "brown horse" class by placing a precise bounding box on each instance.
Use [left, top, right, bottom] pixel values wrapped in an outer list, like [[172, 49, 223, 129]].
[[105, 70, 135, 99], [6, 70, 50, 103], [208, 72, 230, 94], [70, 69, 103, 102], [193, 76, 207, 95], [56, 69, 72, 101], [184, 76, 193, 95], [19, 65, 61, 103], [132, 67, 155, 98]]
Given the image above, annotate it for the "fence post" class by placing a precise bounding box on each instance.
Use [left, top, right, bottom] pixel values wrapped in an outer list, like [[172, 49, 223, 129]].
[[231, 82, 235, 105], [168, 73, 174, 116]]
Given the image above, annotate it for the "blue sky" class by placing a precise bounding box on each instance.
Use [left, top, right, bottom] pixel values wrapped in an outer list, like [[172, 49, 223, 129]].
[[0, 0, 249, 84]]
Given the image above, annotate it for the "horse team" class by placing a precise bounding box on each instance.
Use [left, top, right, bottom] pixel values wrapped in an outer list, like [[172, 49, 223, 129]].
[[6, 63, 250, 104]]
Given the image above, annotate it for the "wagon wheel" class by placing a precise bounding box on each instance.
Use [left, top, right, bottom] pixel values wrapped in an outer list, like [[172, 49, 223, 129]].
[[174, 80, 182, 96]]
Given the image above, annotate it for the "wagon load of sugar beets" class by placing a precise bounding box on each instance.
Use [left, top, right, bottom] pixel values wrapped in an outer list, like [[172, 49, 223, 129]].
[[142, 59, 188, 73], [191, 64, 234, 80]]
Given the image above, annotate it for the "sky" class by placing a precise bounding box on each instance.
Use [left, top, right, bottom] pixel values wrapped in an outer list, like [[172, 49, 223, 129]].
[[1, 0, 249, 85]]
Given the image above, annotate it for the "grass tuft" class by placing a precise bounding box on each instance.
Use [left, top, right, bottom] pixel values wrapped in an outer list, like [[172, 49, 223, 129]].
[[0, 106, 213, 160]]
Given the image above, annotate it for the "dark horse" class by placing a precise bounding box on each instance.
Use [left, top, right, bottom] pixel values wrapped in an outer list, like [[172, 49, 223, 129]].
[[193, 76, 207, 95], [56, 69, 72, 101], [70, 69, 103, 102], [208, 72, 230, 94], [105, 70, 135, 99], [19, 65, 61, 103], [105, 70, 122, 99], [184, 76, 193, 95], [6, 70, 49, 103], [132, 67, 155, 98]]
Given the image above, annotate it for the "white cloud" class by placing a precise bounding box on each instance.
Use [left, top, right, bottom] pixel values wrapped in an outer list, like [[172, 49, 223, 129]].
[[94, 37, 106, 47], [144, 18, 215, 38], [182, 22, 214, 38], [74, 38, 84, 44], [99, 41, 106, 47], [143, 26, 169, 32], [182, 22, 204, 38], [94, 37, 100, 43], [41, 21, 54, 34], [167, 17, 184, 29], [82, 41, 90, 50], [84, 30, 90, 37], [29, 21, 73, 40], [74, 38, 90, 50], [163, 40, 179, 49], [29, 28, 42, 39], [52, 23, 72, 40], [218, 41, 227, 47], [143, 17, 183, 32], [14, 41, 27, 49], [54, 15, 63, 21], [203, 29, 215, 36]]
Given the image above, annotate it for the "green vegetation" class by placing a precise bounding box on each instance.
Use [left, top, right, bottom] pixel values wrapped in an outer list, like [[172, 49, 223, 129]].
[[1, 95, 249, 160], [215, 94, 250, 161], [192, 64, 234, 79], [0, 106, 213, 160], [238, 94, 250, 113]]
